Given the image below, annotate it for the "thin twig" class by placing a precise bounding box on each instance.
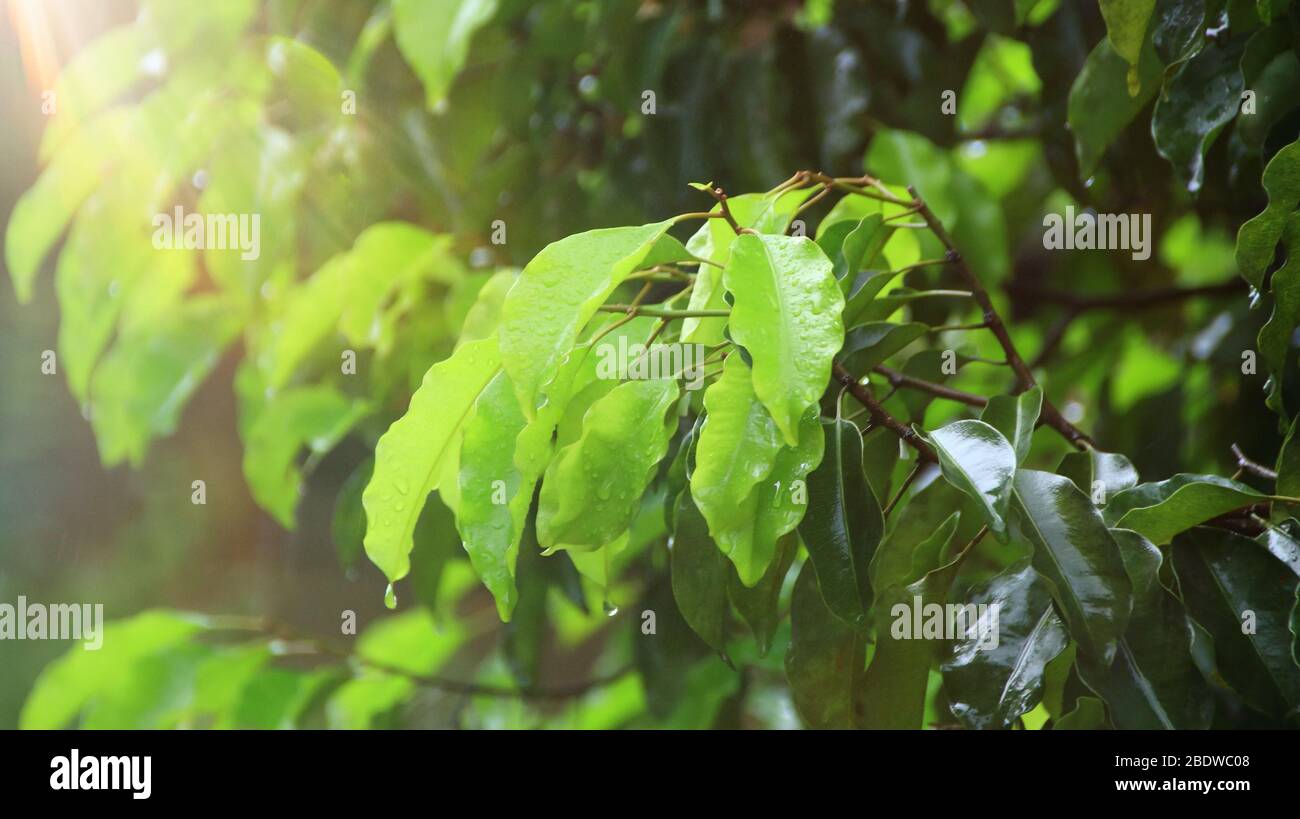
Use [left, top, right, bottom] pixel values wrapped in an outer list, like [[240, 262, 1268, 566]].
[[832, 361, 936, 461], [1231, 444, 1278, 481], [907, 186, 1091, 450]]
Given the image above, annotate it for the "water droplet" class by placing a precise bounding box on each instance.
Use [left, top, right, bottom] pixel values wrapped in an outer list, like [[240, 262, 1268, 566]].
[[383, 583, 397, 610], [603, 600, 619, 617]]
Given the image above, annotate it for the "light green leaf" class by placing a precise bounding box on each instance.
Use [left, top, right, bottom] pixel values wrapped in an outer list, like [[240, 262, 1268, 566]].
[[392, 0, 500, 109], [723, 232, 844, 445], [1099, 0, 1157, 95], [456, 370, 530, 620], [243, 386, 368, 529], [363, 337, 502, 584], [690, 355, 784, 585], [89, 298, 241, 467], [499, 220, 673, 417], [682, 188, 813, 345], [922, 419, 1017, 540], [536, 378, 679, 550]]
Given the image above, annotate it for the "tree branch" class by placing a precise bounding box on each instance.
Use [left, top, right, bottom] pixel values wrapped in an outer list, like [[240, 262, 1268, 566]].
[[906, 186, 1092, 449], [1231, 443, 1278, 481], [873, 366, 988, 408], [832, 361, 936, 461]]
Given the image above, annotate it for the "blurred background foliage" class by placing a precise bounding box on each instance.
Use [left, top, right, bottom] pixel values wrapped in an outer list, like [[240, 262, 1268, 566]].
[[0, 0, 1294, 728]]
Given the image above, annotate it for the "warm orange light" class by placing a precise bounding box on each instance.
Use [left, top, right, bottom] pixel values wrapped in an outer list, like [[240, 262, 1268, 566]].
[[6, 0, 67, 95]]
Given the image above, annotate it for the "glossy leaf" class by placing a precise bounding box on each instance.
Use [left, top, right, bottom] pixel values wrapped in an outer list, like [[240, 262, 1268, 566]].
[[690, 355, 784, 584], [1077, 529, 1212, 729], [942, 560, 1069, 730], [980, 386, 1042, 465], [1012, 469, 1132, 665], [922, 419, 1017, 540], [728, 533, 796, 658], [363, 337, 501, 584], [1237, 139, 1300, 289], [1067, 35, 1162, 179], [1103, 474, 1271, 544], [499, 220, 673, 416], [1098, 0, 1157, 95], [456, 370, 530, 620], [1174, 527, 1300, 716], [537, 378, 679, 550], [723, 232, 845, 446], [799, 418, 882, 628]]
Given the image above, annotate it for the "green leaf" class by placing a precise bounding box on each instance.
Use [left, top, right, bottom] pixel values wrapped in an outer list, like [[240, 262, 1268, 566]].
[[838, 322, 927, 371], [1279, 416, 1300, 499], [690, 355, 784, 583], [242, 386, 368, 529], [980, 386, 1042, 465], [727, 532, 797, 657], [682, 188, 813, 346], [363, 337, 501, 584], [1103, 474, 1271, 544], [499, 220, 673, 416], [456, 370, 530, 620], [1174, 527, 1300, 716], [859, 542, 969, 729], [1077, 528, 1213, 729], [325, 672, 414, 730], [942, 560, 1070, 730], [670, 490, 729, 654], [1067, 36, 1162, 179], [1261, 221, 1300, 419], [723, 232, 845, 446], [1054, 696, 1109, 729], [1099, 0, 1158, 95], [799, 419, 883, 628], [392, 0, 500, 109], [537, 378, 679, 550], [1012, 469, 1133, 665], [333, 457, 372, 570], [1256, 519, 1300, 577], [827, 213, 893, 287], [1057, 447, 1139, 503], [1151, 34, 1245, 193], [89, 298, 241, 467], [922, 419, 1017, 540], [1237, 139, 1300, 290], [785, 562, 865, 728], [21, 611, 205, 729]]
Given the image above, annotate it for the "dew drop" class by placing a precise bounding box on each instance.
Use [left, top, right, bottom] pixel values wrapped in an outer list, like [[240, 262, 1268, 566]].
[[383, 583, 397, 610], [603, 600, 619, 617]]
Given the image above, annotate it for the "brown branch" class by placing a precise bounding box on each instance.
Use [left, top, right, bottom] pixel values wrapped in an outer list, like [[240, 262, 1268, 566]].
[[906, 186, 1092, 450], [1231, 443, 1278, 481], [873, 366, 988, 408], [833, 361, 936, 461]]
